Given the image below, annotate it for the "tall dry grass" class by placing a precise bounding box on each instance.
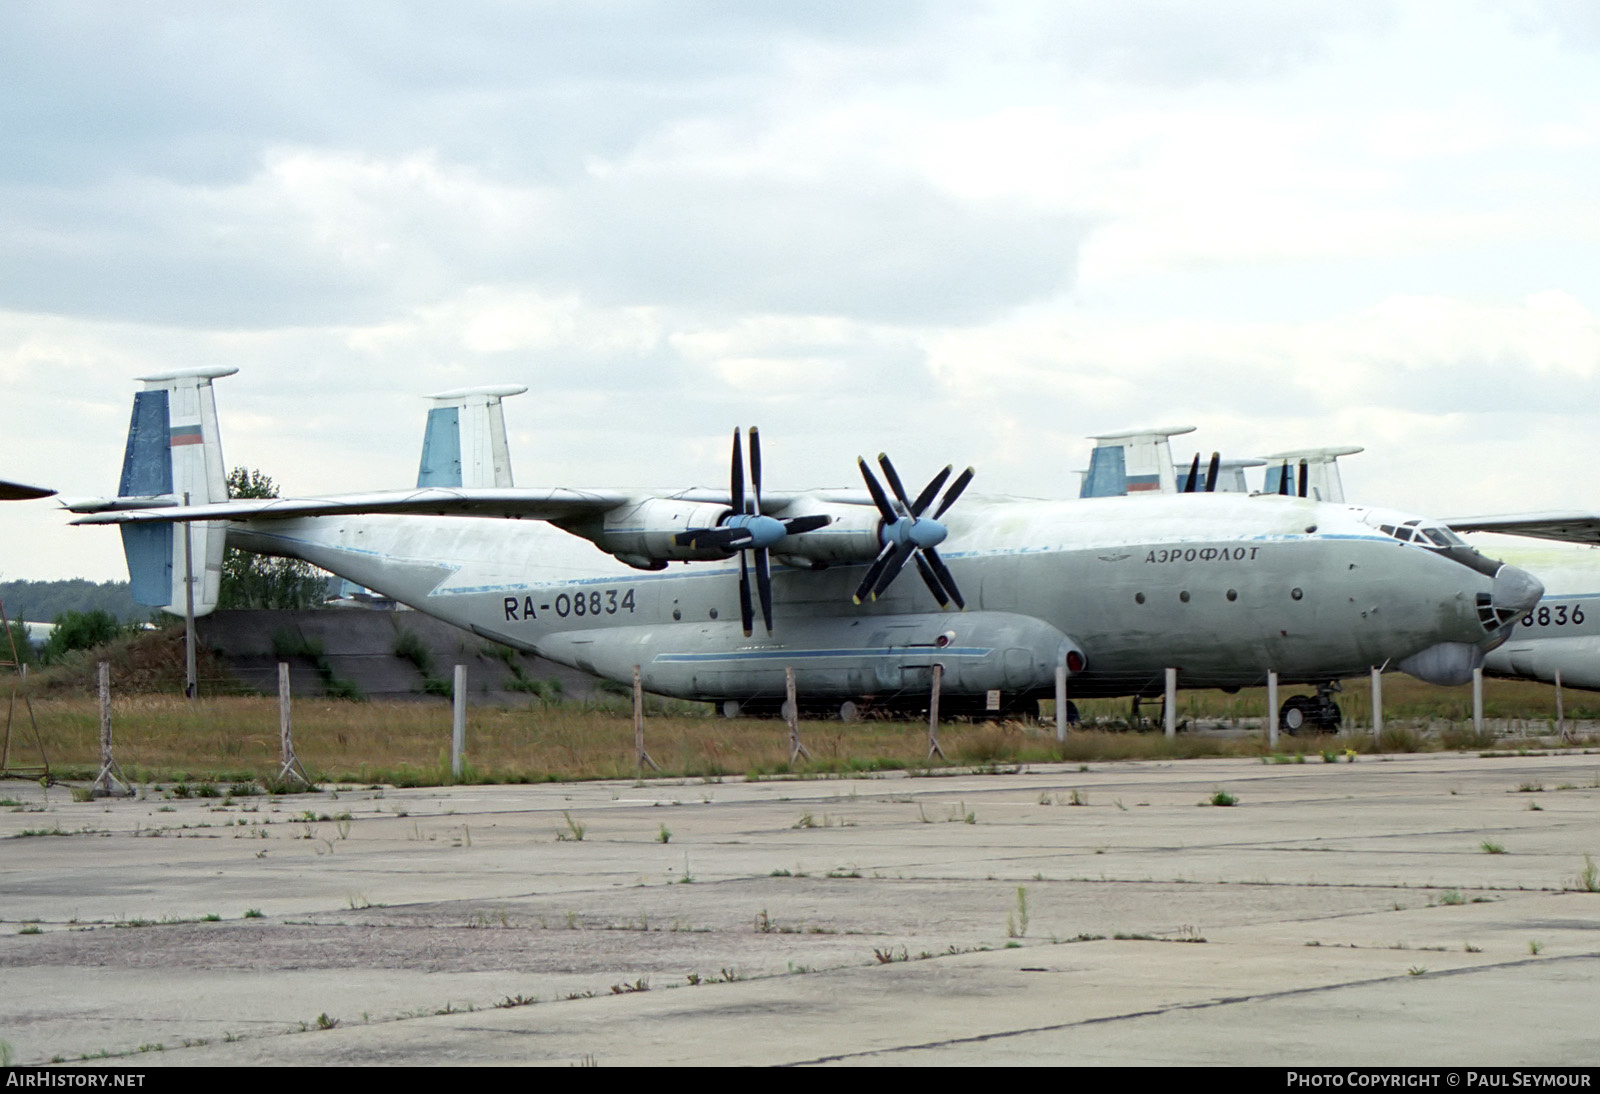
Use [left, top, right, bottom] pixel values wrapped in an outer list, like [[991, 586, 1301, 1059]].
[[8, 666, 1592, 789]]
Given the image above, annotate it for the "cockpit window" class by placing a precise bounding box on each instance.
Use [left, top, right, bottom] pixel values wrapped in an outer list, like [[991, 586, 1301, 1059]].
[[1375, 522, 1463, 548]]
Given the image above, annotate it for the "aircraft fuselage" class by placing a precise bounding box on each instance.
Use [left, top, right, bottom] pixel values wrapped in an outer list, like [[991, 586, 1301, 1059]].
[[227, 491, 1519, 709]]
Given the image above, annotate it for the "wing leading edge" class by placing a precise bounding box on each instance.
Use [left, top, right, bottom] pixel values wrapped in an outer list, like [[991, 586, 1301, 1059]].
[[1445, 512, 1600, 546]]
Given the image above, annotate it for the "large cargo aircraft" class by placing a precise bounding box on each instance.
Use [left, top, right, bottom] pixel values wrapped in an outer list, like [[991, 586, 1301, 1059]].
[[66, 368, 1542, 719]]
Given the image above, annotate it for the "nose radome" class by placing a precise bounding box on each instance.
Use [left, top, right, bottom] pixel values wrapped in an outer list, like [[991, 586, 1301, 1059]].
[[1492, 565, 1544, 615]]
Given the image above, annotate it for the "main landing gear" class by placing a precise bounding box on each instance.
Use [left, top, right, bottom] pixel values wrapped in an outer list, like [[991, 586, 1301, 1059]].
[[1279, 683, 1343, 734]]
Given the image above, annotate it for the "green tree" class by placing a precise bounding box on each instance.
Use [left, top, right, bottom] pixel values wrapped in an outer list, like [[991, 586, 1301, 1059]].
[[216, 468, 332, 610], [40, 609, 125, 664], [4, 619, 34, 666], [0, 579, 143, 624]]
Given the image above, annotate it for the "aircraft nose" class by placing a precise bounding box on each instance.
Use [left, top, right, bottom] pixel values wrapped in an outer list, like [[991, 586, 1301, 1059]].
[[1492, 564, 1544, 615]]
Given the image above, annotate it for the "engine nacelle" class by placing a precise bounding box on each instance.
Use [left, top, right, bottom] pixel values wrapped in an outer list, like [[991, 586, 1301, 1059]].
[[768, 503, 882, 565], [600, 499, 733, 563]]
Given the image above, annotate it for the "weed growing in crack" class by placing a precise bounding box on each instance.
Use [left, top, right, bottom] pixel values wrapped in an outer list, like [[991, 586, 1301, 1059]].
[[556, 812, 586, 842], [1574, 854, 1600, 893], [1006, 886, 1030, 939]]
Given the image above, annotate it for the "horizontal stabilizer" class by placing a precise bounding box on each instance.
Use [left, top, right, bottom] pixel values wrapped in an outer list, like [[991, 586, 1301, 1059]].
[[0, 478, 55, 501]]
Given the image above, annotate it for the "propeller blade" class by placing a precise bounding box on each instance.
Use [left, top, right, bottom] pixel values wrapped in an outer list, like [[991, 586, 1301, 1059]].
[[1298, 459, 1309, 499], [922, 547, 965, 610], [737, 549, 754, 638], [910, 465, 952, 518], [852, 542, 897, 604], [913, 552, 950, 608], [933, 467, 974, 519], [1206, 451, 1221, 493], [755, 547, 773, 633], [858, 458, 897, 522], [871, 541, 916, 600], [781, 514, 831, 536], [1184, 453, 1200, 494], [748, 426, 762, 513], [877, 453, 911, 513], [730, 428, 745, 515], [849, 455, 972, 609]]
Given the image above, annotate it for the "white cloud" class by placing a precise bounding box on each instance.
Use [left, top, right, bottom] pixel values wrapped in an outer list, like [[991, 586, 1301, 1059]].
[[6, 2, 1600, 583]]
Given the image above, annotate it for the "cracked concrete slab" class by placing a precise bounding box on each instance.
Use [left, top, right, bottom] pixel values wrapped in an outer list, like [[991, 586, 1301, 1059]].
[[2, 750, 1597, 1065]]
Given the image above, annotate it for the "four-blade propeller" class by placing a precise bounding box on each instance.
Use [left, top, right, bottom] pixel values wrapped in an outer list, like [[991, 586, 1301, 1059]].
[[677, 432, 973, 630], [674, 428, 829, 636], [853, 454, 972, 610]]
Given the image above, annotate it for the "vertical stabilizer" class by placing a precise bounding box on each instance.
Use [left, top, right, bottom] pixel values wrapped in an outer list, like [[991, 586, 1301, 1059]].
[[417, 384, 526, 488], [118, 366, 237, 614], [1260, 446, 1363, 502], [1079, 426, 1195, 498]]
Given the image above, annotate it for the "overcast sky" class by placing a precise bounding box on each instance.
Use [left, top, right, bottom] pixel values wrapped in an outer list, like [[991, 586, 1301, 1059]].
[[3, 1, 1599, 583]]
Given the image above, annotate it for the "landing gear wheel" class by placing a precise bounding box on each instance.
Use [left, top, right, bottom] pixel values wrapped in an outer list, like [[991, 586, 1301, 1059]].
[[721, 699, 741, 719], [1279, 695, 1317, 734], [839, 700, 860, 723]]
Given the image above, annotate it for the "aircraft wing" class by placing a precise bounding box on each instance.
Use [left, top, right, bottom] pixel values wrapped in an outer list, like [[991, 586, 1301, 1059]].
[[1445, 512, 1600, 546], [66, 486, 875, 526], [0, 478, 56, 501], [68, 487, 637, 525]]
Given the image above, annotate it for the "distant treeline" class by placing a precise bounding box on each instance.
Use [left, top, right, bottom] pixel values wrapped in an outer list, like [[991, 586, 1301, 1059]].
[[0, 579, 149, 624]]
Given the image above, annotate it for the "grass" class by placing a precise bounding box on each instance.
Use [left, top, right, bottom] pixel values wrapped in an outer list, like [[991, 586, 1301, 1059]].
[[8, 669, 1597, 789], [1209, 789, 1238, 807], [1006, 886, 1029, 939], [1574, 855, 1599, 893], [1481, 840, 1507, 854], [556, 812, 586, 842]]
